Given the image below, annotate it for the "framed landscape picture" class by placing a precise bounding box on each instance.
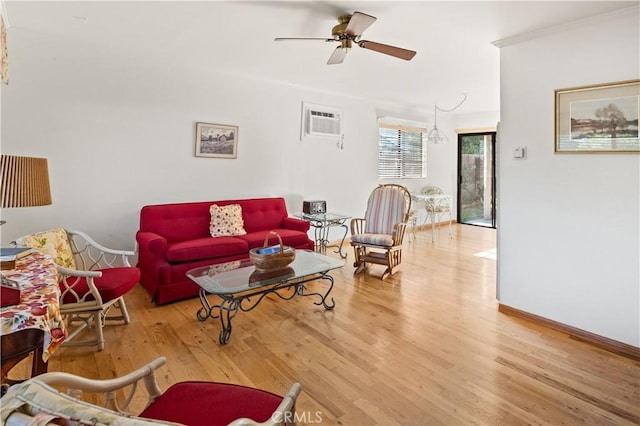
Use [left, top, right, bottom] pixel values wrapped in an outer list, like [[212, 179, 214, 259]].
[[555, 80, 639, 153], [195, 122, 238, 158]]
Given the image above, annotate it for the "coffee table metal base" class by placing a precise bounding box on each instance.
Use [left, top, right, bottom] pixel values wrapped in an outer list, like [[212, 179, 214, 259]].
[[196, 272, 335, 345]]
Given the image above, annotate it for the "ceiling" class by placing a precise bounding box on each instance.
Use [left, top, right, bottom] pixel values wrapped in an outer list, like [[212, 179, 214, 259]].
[[4, 1, 637, 115]]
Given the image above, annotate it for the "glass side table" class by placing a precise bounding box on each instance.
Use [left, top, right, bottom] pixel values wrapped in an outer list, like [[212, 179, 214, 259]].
[[295, 212, 351, 258]]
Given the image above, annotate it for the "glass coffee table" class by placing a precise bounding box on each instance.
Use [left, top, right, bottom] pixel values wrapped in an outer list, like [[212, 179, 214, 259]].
[[186, 250, 344, 344]]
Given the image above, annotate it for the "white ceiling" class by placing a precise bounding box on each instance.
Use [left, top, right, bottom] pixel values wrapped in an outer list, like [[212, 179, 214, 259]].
[[4, 1, 637, 114]]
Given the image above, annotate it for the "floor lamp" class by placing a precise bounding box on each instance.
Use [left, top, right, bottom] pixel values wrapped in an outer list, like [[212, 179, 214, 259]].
[[0, 154, 52, 226]]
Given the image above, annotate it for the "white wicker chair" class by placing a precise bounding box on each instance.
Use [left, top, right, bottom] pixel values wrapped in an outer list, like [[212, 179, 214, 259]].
[[16, 228, 139, 351], [0, 357, 302, 426]]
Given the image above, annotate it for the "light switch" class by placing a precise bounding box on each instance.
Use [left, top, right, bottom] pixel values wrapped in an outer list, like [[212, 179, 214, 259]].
[[513, 146, 526, 159]]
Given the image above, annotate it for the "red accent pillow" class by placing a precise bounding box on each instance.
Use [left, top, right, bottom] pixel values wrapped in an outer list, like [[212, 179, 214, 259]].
[[139, 381, 283, 426]]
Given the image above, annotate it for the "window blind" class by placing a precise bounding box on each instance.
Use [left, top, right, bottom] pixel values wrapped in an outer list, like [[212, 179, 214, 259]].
[[378, 124, 426, 179]]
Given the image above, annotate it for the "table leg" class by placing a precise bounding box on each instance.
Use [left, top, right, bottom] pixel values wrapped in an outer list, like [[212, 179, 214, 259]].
[[431, 214, 436, 243], [333, 224, 349, 259], [197, 290, 240, 345], [197, 289, 218, 321], [314, 224, 330, 254], [296, 273, 335, 310], [1, 329, 47, 384], [218, 298, 240, 345]]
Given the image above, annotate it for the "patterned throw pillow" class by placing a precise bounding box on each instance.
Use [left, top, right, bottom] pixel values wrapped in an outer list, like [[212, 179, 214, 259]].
[[209, 204, 247, 237], [20, 228, 76, 270]]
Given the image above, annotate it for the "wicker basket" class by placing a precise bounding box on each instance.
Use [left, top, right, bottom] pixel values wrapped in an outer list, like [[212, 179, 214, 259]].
[[249, 231, 296, 272]]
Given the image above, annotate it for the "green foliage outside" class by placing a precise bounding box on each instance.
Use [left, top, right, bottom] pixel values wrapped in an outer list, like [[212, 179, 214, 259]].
[[460, 135, 485, 155]]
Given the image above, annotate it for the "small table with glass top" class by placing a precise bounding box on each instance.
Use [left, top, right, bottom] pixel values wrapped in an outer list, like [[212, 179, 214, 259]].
[[186, 250, 344, 345], [295, 212, 351, 258]]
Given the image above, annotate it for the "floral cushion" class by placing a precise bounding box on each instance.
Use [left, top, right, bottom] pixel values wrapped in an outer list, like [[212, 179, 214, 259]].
[[20, 228, 76, 270], [0, 380, 180, 425], [209, 204, 247, 237]]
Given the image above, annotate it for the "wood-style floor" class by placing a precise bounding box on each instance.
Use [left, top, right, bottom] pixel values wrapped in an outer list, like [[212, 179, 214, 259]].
[[11, 225, 640, 425]]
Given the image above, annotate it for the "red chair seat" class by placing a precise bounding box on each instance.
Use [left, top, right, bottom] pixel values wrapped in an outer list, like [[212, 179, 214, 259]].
[[139, 381, 283, 426], [60, 267, 140, 304]]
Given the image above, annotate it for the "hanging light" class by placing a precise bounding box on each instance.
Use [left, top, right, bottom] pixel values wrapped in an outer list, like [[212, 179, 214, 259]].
[[427, 94, 468, 143], [426, 106, 446, 143]]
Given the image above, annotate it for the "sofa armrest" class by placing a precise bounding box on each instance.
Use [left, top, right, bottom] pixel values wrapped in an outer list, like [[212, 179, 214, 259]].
[[136, 231, 168, 256], [136, 232, 171, 300], [282, 217, 310, 232]]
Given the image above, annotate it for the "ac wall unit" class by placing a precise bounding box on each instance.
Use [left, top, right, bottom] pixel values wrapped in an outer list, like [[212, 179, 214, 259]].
[[301, 102, 342, 140]]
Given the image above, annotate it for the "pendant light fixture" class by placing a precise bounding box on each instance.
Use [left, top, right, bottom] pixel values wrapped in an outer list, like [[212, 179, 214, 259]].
[[427, 94, 468, 143]]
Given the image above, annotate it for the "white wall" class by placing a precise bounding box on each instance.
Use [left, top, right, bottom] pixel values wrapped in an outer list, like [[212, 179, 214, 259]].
[[1, 25, 464, 249], [497, 11, 640, 346]]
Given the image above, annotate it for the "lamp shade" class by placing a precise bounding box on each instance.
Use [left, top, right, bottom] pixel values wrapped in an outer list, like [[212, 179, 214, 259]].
[[0, 155, 52, 208]]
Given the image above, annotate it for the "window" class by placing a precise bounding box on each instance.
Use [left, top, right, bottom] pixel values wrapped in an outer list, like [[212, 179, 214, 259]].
[[378, 124, 426, 179]]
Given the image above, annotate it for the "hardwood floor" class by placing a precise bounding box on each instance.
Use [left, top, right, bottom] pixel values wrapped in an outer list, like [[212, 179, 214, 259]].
[[11, 225, 640, 425]]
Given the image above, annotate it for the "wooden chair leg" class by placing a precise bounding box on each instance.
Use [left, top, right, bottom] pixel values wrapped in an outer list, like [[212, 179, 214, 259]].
[[381, 267, 392, 280], [353, 246, 367, 275]]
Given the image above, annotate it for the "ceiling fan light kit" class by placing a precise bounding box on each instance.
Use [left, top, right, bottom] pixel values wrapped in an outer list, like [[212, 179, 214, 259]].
[[275, 11, 416, 65]]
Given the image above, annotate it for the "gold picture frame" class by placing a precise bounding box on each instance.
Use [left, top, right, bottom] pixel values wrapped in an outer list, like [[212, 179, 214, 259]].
[[555, 80, 639, 153], [194, 122, 238, 159]]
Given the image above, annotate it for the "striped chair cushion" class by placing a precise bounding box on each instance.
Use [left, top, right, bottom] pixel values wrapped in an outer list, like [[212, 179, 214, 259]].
[[351, 233, 394, 247], [364, 186, 407, 235]]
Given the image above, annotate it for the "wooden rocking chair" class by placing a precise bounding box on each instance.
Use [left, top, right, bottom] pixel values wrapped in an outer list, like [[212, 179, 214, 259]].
[[350, 184, 412, 279]]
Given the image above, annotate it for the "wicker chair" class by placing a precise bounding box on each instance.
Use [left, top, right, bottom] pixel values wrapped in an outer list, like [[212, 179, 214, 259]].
[[16, 228, 139, 351], [0, 357, 301, 426], [350, 184, 412, 279]]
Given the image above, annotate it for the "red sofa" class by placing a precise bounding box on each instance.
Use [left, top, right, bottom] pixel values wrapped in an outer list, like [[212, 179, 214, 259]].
[[136, 197, 313, 304]]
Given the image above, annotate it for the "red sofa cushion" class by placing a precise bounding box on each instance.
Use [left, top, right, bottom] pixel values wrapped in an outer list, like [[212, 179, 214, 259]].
[[235, 198, 289, 233], [139, 381, 282, 426], [239, 229, 314, 249], [166, 237, 248, 263], [139, 202, 212, 243], [61, 267, 140, 304]]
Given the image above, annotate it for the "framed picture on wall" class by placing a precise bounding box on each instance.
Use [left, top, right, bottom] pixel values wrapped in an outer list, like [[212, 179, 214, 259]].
[[194, 122, 238, 158], [555, 80, 639, 153]]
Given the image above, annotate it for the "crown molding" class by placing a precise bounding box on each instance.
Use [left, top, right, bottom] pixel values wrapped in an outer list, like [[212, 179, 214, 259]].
[[492, 5, 639, 48]]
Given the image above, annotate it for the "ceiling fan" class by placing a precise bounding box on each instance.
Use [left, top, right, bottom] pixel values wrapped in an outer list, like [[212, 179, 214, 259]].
[[274, 11, 417, 65]]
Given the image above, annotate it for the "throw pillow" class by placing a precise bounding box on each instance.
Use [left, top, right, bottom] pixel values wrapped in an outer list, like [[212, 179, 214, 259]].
[[19, 228, 76, 270], [209, 204, 247, 237]]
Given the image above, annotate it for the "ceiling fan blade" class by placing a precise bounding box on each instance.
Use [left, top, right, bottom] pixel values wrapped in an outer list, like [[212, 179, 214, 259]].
[[358, 40, 416, 60], [346, 11, 377, 37], [275, 37, 336, 42], [327, 47, 347, 65]]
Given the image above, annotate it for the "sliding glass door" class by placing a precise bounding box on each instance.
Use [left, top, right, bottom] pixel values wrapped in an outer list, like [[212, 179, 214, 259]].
[[457, 132, 496, 228]]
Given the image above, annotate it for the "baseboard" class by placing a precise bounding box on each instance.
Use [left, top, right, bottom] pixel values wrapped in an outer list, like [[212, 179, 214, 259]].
[[413, 220, 457, 231], [498, 303, 640, 361]]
